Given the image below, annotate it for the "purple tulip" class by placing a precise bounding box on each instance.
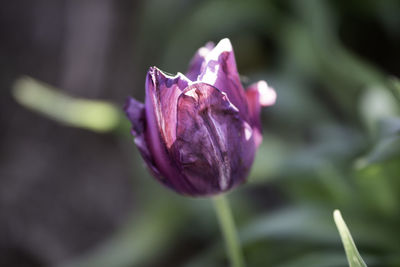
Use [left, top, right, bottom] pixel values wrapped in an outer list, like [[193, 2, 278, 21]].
[[124, 38, 276, 196]]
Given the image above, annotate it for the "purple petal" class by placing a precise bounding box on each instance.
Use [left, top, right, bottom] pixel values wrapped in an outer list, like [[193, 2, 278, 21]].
[[124, 97, 163, 178], [144, 67, 196, 194], [186, 42, 215, 81], [198, 38, 249, 119], [124, 97, 145, 136], [246, 81, 276, 147], [172, 83, 256, 195], [146, 67, 190, 147]]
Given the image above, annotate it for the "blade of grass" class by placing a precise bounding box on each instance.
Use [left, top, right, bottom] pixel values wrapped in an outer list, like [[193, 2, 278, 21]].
[[333, 210, 367, 267]]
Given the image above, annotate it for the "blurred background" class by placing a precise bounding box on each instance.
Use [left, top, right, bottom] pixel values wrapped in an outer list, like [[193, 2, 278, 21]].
[[1, 0, 400, 266]]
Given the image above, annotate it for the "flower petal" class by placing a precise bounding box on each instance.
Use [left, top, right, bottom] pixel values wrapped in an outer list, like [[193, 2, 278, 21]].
[[145, 67, 197, 194], [198, 38, 249, 119], [124, 97, 162, 178], [186, 42, 215, 81], [146, 67, 190, 148], [172, 83, 256, 195], [246, 81, 276, 147]]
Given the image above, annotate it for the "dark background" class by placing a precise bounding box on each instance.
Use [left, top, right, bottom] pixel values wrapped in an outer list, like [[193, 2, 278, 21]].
[[1, 0, 399, 266]]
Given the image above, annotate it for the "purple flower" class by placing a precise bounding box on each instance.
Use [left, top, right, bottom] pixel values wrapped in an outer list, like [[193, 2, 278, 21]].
[[124, 38, 276, 196]]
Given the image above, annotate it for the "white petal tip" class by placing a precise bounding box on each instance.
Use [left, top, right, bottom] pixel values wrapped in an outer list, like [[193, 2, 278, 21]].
[[216, 38, 233, 52], [257, 81, 276, 106]]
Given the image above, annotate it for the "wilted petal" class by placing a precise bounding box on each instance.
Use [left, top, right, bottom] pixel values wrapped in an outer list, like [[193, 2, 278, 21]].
[[186, 42, 215, 81], [198, 38, 249, 119], [172, 83, 256, 195], [246, 81, 276, 147]]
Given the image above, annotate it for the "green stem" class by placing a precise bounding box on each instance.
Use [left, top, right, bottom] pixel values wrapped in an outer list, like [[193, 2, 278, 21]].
[[212, 195, 245, 267]]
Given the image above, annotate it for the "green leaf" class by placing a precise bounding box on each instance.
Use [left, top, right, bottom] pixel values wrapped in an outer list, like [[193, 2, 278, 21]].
[[12, 76, 124, 133], [333, 210, 367, 267]]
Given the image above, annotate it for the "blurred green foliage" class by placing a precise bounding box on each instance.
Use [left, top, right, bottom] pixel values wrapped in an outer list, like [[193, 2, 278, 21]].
[[13, 77, 126, 133], [13, 0, 400, 266]]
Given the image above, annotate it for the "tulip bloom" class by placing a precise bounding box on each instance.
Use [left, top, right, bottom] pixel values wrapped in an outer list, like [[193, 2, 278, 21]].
[[125, 38, 276, 196]]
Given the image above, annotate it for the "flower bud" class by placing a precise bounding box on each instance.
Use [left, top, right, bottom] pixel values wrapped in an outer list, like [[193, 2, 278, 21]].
[[124, 38, 276, 196]]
